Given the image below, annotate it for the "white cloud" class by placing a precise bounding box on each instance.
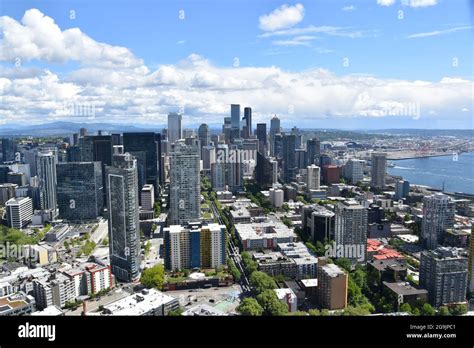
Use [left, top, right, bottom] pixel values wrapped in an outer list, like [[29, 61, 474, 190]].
[[273, 35, 316, 46], [342, 5, 356, 11], [0, 9, 472, 128], [259, 3, 305, 32], [0, 8, 143, 68], [406, 26, 472, 38], [259, 25, 379, 39], [402, 0, 438, 8], [377, 0, 396, 6], [1, 52, 472, 126]]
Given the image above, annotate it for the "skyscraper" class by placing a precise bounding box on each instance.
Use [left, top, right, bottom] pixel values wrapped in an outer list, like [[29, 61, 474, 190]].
[[370, 152, 386, 189], [123, 132, 161, 191], [5, 197, 33, 229], [420, 247, 468, 307], [105, 146, 141, 282], [230, 104, 241, 142], [256, 123, 267, 154], [198, 123, 210, 155], [36, 151, 57, 213], [306, 165, 320, 191], [306, 138, 321, 166], [395, 180, 410, 201], [212, 144, 228, 191], [164, 223, 226, 271], [344, 159, 364, 184], [56, 162, 103, 221], [269, 115, 281, 156], [242, 107, 252, 139], [255, 152, 277, 189], [168, 112, 183, 144], [282, 134, 297, 183], [335, 200, 368, 263], [227, 144, 244, 193], [1, 138, 16, 163], [421, 193, 455, 250], [169, 140, 201, 225]]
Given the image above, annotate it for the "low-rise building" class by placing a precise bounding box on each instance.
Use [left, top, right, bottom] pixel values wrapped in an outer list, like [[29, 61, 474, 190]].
[[61, 262, 113, 297], [235, 218, 296, 250], [274, 288, 297, 313], [31, 305, 64, 316], [383, 281, 428, 310], [0, 292, 36, 316], [33, 273, 76, 310], [102, 288, 178, 316]]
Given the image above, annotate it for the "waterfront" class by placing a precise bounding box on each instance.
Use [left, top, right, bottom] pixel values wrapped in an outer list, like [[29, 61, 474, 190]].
[[388, 152, 474, 195]]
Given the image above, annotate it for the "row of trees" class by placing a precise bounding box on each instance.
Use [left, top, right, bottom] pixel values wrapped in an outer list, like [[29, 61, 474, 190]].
[[237, 271, 288, 316]]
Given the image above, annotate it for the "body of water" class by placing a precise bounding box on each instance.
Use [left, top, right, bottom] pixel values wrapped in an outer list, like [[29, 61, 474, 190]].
[[387, 152, 474, 195]]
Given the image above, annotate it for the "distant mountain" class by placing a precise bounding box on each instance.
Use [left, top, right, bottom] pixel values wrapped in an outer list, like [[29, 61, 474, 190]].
[[0, 121, 165, 136]]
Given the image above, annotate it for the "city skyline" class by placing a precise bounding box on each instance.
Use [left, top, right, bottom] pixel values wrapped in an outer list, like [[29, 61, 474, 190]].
[[0, 0, 473, 129]]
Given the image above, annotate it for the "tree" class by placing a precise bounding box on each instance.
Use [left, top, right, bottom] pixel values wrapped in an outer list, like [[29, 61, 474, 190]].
[[237, 298, 263, 316], [140, 264, 165, 290], [420, 303, 436, 316], [334, 258, 352, 272], [144, 241, 152, 257], [449, 304, 468, 316], [167, 308, 183, 316], [227, 259, 241, 282], [438, 306, 451, 316], [241, 252, 258, 275], [256, 290, 288, 316], [250, 271, 277, 293], [341, 305, 372, 316], [400, 303, 412, 313]]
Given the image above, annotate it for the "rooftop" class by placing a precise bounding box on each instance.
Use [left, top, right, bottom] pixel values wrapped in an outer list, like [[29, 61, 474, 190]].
[[321, 264, 345, 278], [103, 289, 176, 315], [383, 282, 428, 296]]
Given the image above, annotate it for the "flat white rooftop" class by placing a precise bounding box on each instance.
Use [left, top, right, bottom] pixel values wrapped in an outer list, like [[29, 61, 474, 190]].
[[103, 289, 176, 315]]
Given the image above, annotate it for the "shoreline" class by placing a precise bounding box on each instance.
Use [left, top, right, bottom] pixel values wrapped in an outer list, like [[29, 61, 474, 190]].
[[387, 152, 457, 161]]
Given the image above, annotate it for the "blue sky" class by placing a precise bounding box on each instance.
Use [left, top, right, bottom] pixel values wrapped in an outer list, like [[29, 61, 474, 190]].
[[0, 0, 473, 129]]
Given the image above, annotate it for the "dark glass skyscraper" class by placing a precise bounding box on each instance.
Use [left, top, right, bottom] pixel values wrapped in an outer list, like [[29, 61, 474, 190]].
[[56, 162, 103, 221], [106, 146, 141, 282], [123, 132, 161, 191], [1, 138, 16, 163], [282, 134, 297, 182], [242, 107, 252, 139], [256, 123, 267, 154], [306, 138, 321, 166]]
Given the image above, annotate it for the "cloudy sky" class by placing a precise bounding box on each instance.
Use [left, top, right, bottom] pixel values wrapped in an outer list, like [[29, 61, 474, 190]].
[[0, 0, 473, 129]]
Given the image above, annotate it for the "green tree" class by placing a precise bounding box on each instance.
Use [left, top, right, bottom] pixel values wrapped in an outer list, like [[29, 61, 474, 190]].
[[237, 298, 264, 316], [256, 290, 288, 316], [334, 258, 352, 272], [167, 308, 183, 316], [438, 306, 451, 316], [400, 303, 412, 313], [140, 264, 165, 289], [144, 241, 152, 257], [420, 303, 436, 316], [250, 271, 277, 293], [449, 304, 468, 316]]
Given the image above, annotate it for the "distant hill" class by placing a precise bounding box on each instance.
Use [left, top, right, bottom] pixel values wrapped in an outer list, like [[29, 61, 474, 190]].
[[0, 121, 164, 136]]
